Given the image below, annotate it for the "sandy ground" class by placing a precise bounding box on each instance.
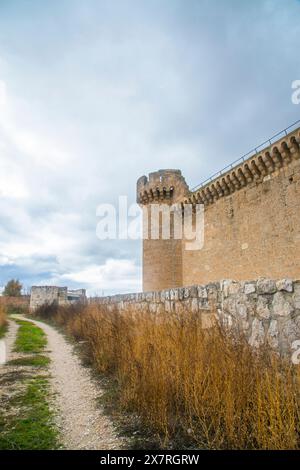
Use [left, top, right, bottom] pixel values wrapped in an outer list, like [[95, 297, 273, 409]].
[[14, 315, 124, 450]]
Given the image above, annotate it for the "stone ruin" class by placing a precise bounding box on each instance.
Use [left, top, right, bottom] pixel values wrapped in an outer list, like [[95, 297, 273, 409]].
[[30, 286, 87, 311]]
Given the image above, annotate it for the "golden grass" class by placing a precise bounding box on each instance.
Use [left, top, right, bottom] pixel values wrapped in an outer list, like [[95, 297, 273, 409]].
[[0, 304, 7, 334], [35, 303, 300, 449]]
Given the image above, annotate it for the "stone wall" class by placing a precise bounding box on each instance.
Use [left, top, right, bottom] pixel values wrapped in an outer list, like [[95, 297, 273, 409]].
[[182, 155, 300, 285], [30, 286, 87, 311], [30, 286, 68, 311], [94, 278, 300, 356], [137, 126, 300, 291]]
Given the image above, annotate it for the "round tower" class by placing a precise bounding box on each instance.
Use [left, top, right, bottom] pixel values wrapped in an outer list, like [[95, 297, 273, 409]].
[[137, 169, 189, 292]]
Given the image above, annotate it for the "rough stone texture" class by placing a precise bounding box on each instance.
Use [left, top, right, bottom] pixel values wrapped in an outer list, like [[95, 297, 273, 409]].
[[138, 128, 300, 292], [276, 278, 293, 293], [30, 286, 86, 311], [257, 279, 277, 295], [249, 318, 265, 348], [93, 278, 300, 355], [267, 320, 279, 349], [244, 283, 256, 295]]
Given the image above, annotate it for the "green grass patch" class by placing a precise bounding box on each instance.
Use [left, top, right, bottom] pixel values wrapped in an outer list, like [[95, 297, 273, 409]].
[[0, 323, 7, 339], [14, 320, 46, 353], [8, 355, 50, 367], [0, 377, 60, 450]]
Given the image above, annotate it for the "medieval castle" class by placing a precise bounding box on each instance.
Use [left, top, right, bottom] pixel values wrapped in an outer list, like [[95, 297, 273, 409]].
[[29, 124, 300, 355], [137, 123, 300, 292]]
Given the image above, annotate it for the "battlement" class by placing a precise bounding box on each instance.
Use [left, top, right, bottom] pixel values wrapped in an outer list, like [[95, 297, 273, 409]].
[[186, 126, 300, 206], [137, 169, 189, 205], [138, 124, 300, 291]]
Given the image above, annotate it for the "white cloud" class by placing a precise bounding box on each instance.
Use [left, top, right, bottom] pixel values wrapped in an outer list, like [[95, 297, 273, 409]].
[[0, 79, 70, 170], [0, 0, 299, 294], [61, 258, 141, 295]]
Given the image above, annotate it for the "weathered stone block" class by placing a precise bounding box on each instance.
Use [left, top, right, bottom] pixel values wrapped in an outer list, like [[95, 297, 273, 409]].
[[272, 292, 294, 317], [236, 299, 248, 319], [197, 286, 208, 299], [276, 279, 293, 293], [244, 283, 256, 294], [178, 288, 185, 300], [293, 283, 300, 309], [223, 297, 236, 316], [257, 295, 271, 319], [171, 289, 179, 301], [184, 288, 190, 299], [249, 318, 265, 348], [267, 320, 279, 349], [189, 286, 198, 298], [257, 278, 277, 295], [221, 280, 231, 298]]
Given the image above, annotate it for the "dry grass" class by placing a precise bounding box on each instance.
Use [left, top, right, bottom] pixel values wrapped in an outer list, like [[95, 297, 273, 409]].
[[35, 303, 300, 449], [0, 304, 7, 338]]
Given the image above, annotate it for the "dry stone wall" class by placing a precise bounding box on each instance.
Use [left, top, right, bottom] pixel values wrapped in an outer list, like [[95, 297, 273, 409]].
[[95, 278, 300, 356]]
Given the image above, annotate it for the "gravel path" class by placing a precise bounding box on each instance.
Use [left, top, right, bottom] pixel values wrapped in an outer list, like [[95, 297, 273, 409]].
[[14, 315, 124, 450]]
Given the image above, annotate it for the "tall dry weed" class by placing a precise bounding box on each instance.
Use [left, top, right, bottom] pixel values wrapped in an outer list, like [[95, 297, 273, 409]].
[[0, 304, 7, 330], [35, 303, 300, 449]]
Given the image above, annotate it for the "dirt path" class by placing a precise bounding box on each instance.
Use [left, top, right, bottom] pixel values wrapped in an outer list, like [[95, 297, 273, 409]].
[[14, 315, 123, 450], [4, 320, 19, 362]]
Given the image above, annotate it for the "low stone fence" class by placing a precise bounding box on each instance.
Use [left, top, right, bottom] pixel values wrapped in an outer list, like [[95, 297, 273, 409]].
[[93, 278, 300, 355]]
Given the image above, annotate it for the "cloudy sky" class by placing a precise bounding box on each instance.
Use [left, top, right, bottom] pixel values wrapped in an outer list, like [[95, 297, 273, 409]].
[[0, 0, 299, 295]]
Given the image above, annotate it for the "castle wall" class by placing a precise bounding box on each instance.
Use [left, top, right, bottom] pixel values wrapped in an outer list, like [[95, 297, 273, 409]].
[[183, 158, 300, 285], [138, 126, 300, 291], [93, 278, 300, 356]]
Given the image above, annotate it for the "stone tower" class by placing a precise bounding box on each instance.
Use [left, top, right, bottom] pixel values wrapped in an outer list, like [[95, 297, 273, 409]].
[[137, 126, 300, 292], [137, 169, 189, 291]]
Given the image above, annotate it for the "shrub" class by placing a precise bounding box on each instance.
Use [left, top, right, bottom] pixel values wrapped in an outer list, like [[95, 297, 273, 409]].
[[34, 303, 300, 449]]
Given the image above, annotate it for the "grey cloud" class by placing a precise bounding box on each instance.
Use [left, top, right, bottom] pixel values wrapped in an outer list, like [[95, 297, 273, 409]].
[[0, 0, 299, 293]]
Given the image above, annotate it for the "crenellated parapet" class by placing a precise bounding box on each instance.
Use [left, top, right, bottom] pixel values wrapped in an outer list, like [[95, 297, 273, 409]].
[[137, 169, 189, 205], [137, 124, 300, 292], [184, 127, 300, 206], [137, 128, 300, 209]]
